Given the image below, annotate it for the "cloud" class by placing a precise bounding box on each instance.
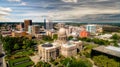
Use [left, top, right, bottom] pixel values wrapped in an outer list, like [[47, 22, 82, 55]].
[[0, 7, 12, 16], [0, 16, 12, 22], [20, 2, 27, 6], [2, 0, 120, 22], [0, 7, 12, 12], [62, 0, 77, 3], [0, 7, 12, 22], [8, 7, 120, 22], [7, 0, 21, 2]]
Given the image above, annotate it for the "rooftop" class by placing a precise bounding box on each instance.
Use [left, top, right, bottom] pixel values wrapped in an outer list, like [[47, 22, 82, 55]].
[[42, 43, 53, 47], [93, 46, 120, 58], [62, 43, 76, 48], [41, 43, 58, 50]]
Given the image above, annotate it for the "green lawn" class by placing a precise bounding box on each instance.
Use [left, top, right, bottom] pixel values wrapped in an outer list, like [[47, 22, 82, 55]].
[[8, 57, 34, 67], [15, 49, 34, 56]]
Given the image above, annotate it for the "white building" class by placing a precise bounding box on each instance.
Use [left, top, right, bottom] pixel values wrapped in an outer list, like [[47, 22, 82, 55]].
[[28, 25, 32, 34], [45, 19, 53, 30], [38, 27, 83, 62], [86, 24, 96, 34]]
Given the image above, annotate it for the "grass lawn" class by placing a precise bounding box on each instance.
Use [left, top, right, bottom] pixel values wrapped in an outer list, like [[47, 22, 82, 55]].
[[8, 57, 34, 67], [15, 49, 34, 56]]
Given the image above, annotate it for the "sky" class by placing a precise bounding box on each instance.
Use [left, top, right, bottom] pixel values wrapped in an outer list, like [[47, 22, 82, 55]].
[[0, 0, 120, 22]]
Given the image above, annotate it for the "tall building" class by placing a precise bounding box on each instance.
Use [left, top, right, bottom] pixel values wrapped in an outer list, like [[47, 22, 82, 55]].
[[86, 24, 96, 33], [21, 23, 24, 31], [44, 18, 46, 29], [24, 20, 32, 31], [45, 19, 53, 30], [28, 26, 32, 34], [32, 25, 40, 35]]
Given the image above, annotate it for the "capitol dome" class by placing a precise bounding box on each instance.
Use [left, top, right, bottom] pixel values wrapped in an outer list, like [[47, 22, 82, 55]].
[[58, 28, 66, 36]]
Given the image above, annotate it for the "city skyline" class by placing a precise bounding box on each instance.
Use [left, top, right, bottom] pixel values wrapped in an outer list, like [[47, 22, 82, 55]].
[[0, 0, 120, 22]]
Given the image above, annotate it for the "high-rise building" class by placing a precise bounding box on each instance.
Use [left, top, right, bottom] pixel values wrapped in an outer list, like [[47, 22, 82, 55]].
[[45, 19, 53, 30], [24, 20, 32, 31], [32, 25, 40, 35], [86, 24, 96, 33], [44, 18, 46, 29], [28, 25, 32, 34]]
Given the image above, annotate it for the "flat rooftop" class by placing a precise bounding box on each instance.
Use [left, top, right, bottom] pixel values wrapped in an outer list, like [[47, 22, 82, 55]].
[[93, 46, 120, 58], [62, 43, 76, 48]]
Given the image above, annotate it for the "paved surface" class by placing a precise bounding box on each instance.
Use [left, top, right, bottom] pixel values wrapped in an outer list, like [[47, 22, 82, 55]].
[[30, 55, 40, 65], [0, 44, 3, 67]]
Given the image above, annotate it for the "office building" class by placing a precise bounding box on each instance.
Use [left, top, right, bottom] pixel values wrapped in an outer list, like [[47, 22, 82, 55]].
[[28, 25, 32, 34], [44, 18, 46, 29], [24, 20, 32, 31], [45, 19, 53, 30], [86, 24, 96, 33], [32, 25, 40, 35]]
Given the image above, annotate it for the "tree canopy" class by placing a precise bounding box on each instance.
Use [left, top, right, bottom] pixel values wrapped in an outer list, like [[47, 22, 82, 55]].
[[93, 55, 120, 67], [2, 36, 36, 55]]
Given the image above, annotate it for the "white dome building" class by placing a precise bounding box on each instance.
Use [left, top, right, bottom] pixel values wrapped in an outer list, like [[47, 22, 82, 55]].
[[57, 27, 67, 44], [58, 28, 66, 36]]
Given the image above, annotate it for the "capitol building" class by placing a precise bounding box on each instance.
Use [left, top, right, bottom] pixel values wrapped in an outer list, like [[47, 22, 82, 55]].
[[38, 27, 83, 62]]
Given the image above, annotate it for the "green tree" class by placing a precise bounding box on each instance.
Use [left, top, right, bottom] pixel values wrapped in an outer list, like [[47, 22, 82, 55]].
[[93, 55, 120, 67], [68, 36, 73, 40], [22, 45, 26, 49], [111, 34, 120, 40], [61, 57, 92, 67], [53, 34, 58, 40], [114, 41, 119, 47], [3, 42, 11, 53], [0, 33, 2, 42], [35, 61, 51, 67], [35, 61, 43, 67], [43, 35, 53, 41], [14, 43, 19, 50]]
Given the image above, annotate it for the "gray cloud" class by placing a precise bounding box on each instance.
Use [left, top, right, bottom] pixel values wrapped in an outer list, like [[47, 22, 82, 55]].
[[1, 0, 120, 22]]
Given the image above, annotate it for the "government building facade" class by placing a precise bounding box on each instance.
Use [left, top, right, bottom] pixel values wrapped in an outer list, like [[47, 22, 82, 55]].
[[38, 27, 83, 62]]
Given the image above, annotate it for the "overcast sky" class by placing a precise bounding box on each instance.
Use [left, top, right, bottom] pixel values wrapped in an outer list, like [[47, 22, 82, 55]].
[[0, 0, 120, 22]]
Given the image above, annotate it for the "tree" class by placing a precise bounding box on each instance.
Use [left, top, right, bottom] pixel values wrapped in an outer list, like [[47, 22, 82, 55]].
[[3, 42, 11, 53], [14, 43, 19, 50], [114, 41, 119, 47], [93, 55, 120, 67], [61, 57, 92, 67], [2, 36, 36, 55], [111, 34, 120, 40], [22, 45, 26, 49], [35, 61, 51, 67], [0, 33, 2, 42], [43, 35, 53, 41], [53, 34, 58, 40], [35, 61, 43, 67], [68, 36, 73, 40]]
